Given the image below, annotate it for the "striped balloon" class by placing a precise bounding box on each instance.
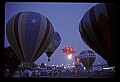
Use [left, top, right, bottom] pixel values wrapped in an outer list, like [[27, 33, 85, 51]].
[[45, 31, 61, 61], [79, 50, 96, 69], [79, 3, 115, 66], [6, 11, 54, 63]]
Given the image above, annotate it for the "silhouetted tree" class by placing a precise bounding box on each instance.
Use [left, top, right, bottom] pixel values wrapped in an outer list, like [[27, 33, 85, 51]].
[[4, 46, 20, 77]]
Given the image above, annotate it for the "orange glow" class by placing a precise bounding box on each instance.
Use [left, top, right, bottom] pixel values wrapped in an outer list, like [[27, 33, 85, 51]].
[[68, 54, 72, 60]]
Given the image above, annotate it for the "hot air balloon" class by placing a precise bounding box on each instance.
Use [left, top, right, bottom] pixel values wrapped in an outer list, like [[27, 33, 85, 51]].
[[6, 11, 54, 68], [74, 56, 81, 69], [45, 31, 61, 62], [79, 3, 116, 66], [79, 50, 96, 69], [61, 46, 75, 59]]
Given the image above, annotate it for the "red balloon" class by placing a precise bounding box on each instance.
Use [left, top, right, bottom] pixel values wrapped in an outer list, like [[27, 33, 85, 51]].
[[74, 56, 81, 69], [61, 46, 75, 55]]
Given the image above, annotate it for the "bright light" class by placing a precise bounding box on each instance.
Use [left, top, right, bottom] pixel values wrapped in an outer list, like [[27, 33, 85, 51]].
[[64, 67, 66, 68], [83, 67, 86, 70], [103, 67, 115, 70], [68, 54, 72, 59], [73, 63, 75, 65]]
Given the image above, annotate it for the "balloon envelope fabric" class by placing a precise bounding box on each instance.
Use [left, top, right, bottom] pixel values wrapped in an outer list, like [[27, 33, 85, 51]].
[[6, 11, 54, 63], [79, 3, 116, 66]]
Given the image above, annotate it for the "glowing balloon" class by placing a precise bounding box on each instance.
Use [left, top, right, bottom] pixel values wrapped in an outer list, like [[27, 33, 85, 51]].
[[61, 46, 76, 60], [79, 3, 115, 66], [61, 46, 75, 55], [79, 50, 96, 69], [6, 11, 54, 67], [45, 31, 61, 61]]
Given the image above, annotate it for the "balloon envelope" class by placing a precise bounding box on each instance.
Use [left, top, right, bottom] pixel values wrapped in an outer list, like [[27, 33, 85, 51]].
[[74, 56, 81, 69], [79, 3, 115, 66], [79, 50, 96, 69], [45, 31, 61, 61], [6, 11, 54, 65], [61, 46, 75, 55]]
